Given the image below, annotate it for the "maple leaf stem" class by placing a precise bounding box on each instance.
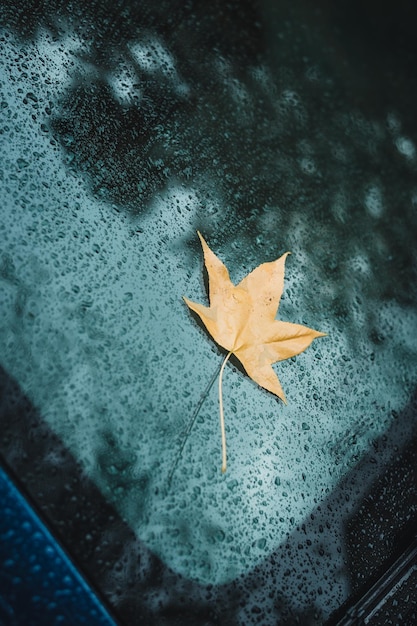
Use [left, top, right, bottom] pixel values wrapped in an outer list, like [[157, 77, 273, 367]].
[[219, 351, 232, 473]]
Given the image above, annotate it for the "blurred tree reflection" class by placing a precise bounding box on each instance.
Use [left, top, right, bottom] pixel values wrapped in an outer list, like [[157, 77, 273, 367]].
[[3, 0, 417, 375]]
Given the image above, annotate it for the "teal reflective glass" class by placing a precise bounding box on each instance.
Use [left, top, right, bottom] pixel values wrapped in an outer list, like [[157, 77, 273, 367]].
[[1, 1, 417, 622]]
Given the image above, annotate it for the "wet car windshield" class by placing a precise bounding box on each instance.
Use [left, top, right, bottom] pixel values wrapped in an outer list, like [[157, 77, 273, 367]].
[[1, 1, 417, 624]]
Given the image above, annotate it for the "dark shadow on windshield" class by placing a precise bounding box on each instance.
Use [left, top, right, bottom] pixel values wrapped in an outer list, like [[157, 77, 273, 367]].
[[1, 365, 417, 624], [3, 0, 417, 313]]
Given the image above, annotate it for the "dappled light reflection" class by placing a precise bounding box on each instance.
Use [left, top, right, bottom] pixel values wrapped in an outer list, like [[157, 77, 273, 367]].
[[1, 0, 417, 623]]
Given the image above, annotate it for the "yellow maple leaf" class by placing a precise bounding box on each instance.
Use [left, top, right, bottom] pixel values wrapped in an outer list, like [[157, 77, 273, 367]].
[[184, 231, 326, 473]]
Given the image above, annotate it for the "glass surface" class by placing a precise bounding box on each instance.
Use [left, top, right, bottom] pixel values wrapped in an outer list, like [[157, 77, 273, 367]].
[[1, 1, 417, 623]]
